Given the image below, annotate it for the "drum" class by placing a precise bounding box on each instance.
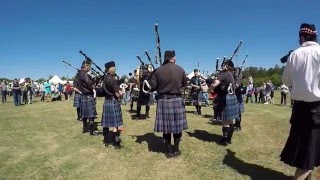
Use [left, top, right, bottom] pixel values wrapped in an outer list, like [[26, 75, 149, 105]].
[[131, 88, 140, 101]]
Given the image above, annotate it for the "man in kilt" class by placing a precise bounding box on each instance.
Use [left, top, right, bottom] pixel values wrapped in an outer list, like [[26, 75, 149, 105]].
[[101, 61, 125, 149], [210, 60, 239, 145], [190, 69, 203, 115], [128, 70, 139, 112], [234, 77, 246, 131], [280, 23, 320, 179], [78, 60, 97, 135], [73, 71, 82, 121], [137, 65, 151, 118], [147, 50, 188, 158]]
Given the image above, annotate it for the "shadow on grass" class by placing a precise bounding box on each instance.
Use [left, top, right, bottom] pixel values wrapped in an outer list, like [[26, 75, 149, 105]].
[[130, 114, 150, 120], [273, 104, 288, 107], [185, 110, 197, 114], [223, 149, 291, 180], [132, 133, 164, 153], [186, 130, 221, 144], [206, 120, 222, 126], [126, 109, 137, 114], [202, 114, 215, 118]]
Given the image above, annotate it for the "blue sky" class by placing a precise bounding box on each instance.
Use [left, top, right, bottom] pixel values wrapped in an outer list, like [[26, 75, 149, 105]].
[[1, 0, 319, 80]]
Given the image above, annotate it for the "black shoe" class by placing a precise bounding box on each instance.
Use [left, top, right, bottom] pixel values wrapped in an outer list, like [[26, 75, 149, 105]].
[[104, 142, 111, 147], [173, 150, 182, 157], [164, 144, 173, 158], [219, 137, 228, 146], [113, 142, 123, 149], [165, 151, 173, 158], [82, 129, 88, 133], [77, 117, 82, 121]]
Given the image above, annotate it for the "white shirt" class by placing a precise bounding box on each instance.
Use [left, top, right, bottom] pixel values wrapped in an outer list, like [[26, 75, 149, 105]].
[[282, 41, 320, 102], [280, 84, 289, 94], [246, 83, 253, 95]]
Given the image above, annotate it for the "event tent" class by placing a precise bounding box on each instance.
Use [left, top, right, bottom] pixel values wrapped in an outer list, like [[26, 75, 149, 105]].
[[49, 75, 63, 85]]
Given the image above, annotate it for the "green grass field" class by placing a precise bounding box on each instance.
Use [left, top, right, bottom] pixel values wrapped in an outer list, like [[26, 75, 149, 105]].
[[0, 92, 319, 180]]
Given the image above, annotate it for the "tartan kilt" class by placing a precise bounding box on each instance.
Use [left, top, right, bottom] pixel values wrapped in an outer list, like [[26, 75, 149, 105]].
[[154, 97, 188, 134], [101, 99, 123, 128], [216, 94, 239, 121], [138, 92, 150, 106], [73, 93, 81, 107], [80, 95, 97, 119]]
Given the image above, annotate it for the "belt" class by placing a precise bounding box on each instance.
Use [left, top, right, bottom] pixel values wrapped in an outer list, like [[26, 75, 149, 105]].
[[105, 97, 117, 100], [156, 94, 182, 100]]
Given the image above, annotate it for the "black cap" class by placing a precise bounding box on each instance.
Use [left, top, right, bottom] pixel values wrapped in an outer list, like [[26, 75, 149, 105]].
[[163, 50, 176, 64], [194, 69, 199, 72], [81, 59, 91, 68], [105, 61, 115, 71], [223, 60, 234, 68]]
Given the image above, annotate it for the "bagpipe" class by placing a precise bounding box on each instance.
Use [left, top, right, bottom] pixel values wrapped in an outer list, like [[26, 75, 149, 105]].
[[280, 50, 293, 63], [78, 50, 120, 97], [62, 60, 100, 83], [134, 23, 163, 94], [209, 40, 247, 96]]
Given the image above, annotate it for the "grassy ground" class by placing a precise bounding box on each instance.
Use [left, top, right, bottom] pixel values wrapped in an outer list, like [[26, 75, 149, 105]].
[[0, 92, 319, 180]]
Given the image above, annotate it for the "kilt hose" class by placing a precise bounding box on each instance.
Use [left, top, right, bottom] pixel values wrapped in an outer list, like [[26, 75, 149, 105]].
[[73, 93, 81, 107], [101, 99, 123, 128], [154, 97, 188, 134], [80, 95, 97, 119], [216, 94, 239, 121]]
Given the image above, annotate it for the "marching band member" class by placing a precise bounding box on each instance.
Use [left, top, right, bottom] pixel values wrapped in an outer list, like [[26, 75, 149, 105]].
[[234, 76, 246, 131], [73, 71, 82, 121], [280, 23, 320, 179], [190, 69, 203, 115], [101, 61, 125, 149], [78, 60, 97, 135], [148, 50, 188, 158], [128, 70, 139, 111], [137, 65, 151, 118], [210, 60, 239, 145]]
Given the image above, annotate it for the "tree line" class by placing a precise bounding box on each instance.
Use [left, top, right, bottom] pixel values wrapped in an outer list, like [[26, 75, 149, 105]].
[[241, 64, 285, 87], [0, 64, 285, 87]]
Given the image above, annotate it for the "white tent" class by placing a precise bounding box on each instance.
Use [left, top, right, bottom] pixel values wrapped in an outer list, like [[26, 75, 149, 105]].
[[49, 75, 63, 85], [19, 78, 25, 84], [61, 80, 73, 85]]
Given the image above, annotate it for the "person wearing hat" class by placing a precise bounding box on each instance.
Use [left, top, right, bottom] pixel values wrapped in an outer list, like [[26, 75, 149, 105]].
[[101, 61, 125, 149], [280, 23, 320, 179], [136, 64, 151, 118], [146, 50, 188, 158], [210, 59, 239, 146], [73, 70, 83, 121], [234, 77, 246, 131], [77, 59, 97, 135], [190, 69, 203, 115]]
